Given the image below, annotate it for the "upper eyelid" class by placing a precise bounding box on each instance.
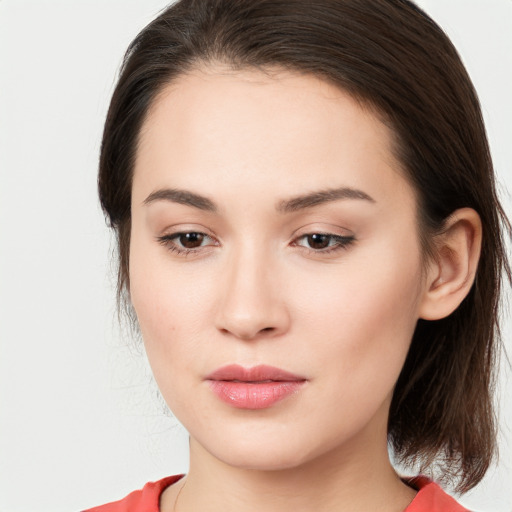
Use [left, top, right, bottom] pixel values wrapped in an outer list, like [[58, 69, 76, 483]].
[[158, 218, 353, 237], [161, 229, 350, 240], [159, 226, 217, 239], [292, 233, 355, 248], [159, 224, 353, 237], [164, 231, 217, 245], [159, 230, 354, 252], [291, 225, 354, 240], [294, 233, 353, 240]]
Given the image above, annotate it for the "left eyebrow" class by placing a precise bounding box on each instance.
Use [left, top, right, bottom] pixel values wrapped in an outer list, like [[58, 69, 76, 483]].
[[276, 187, 375, 213]]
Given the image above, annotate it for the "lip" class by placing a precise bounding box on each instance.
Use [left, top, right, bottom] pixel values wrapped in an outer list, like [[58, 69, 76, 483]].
[[205, 364, 307, 410]]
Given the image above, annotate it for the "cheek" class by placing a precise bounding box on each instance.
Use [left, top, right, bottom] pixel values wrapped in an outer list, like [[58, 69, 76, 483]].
[[288, 244, 424, 396], [130, 271, 202, 351], [128, 238, 216, 385], [292, 249, 421, 328], [130, 274, 206, 419]]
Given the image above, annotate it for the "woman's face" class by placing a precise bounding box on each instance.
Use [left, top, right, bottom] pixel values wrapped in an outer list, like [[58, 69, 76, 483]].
[[130, 67, 430, 471]]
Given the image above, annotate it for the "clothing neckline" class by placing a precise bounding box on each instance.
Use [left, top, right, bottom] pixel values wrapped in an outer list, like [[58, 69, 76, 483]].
[[154, 474, 466, 512]]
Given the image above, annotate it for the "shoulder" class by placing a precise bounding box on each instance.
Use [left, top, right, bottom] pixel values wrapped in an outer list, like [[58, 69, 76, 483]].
[[404, 476, 470, 512], [82, 475, 184, 512]]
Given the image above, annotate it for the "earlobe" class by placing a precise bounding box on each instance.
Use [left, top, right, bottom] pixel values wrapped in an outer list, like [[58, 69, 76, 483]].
[[419, 208, 482, 321]]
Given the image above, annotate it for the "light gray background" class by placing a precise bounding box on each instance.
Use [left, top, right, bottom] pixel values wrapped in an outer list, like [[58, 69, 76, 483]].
[[0, 1, 510, 511]]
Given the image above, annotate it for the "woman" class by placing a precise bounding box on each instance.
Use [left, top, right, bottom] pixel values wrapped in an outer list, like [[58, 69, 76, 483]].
[[85, 0, 510, 510]]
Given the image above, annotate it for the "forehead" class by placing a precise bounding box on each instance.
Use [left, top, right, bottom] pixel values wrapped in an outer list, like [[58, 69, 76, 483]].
[[133, 66, 412, 210]]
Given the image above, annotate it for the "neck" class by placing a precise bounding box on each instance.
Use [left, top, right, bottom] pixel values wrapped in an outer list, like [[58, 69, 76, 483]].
[[164, 413, 416, 512]]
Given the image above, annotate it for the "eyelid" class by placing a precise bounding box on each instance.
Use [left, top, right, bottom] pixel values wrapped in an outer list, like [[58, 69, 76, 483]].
[[288, 223, 356, 253], [291, 232, 356, 254], [169, 231, 216, 246], [155, 225, 356, 257], [155, 226, 220, 256], [290, 223, 354, 240]]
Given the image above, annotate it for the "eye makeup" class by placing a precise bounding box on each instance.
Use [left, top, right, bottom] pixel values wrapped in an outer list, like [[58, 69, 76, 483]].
[[156, 230, 356, 257]]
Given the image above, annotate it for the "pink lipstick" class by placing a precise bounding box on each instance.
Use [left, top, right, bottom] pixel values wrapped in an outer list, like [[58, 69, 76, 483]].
[[205, 364, 306, 409]]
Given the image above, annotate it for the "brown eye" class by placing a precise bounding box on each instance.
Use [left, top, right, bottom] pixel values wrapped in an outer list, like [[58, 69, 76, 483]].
[[294, 232, 355, 254], [157, 231, 217, 255], [178, 232, 205, 248], [306, 234, 331, 249]]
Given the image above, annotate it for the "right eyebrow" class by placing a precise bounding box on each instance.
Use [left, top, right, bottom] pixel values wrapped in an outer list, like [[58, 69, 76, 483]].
[[143, 188, 218, 212]]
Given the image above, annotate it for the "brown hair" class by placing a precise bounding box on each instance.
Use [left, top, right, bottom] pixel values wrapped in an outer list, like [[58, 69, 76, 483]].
[[98, 0, 511, 492]]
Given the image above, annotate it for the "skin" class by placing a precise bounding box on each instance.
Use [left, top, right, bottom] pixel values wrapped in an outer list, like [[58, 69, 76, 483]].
[[129, 66, 482, 512]]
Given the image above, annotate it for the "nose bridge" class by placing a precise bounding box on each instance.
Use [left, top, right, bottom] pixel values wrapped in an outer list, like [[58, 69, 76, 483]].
[[215, 239, 289, 340]]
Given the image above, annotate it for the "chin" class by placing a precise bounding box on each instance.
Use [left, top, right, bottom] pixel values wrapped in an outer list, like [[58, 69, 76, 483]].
[[193, 423, 329, 472], [215, 445, 313, 472]]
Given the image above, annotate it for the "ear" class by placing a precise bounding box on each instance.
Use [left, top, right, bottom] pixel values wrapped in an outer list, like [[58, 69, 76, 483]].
[[419, 208, 482, 321]]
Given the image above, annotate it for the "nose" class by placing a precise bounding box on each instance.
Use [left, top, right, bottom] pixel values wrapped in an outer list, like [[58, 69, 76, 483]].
[[214, 246, 290, 341]]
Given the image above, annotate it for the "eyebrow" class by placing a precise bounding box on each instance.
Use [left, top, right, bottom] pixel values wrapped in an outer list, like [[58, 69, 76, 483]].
[[143, 186, 375, 213], [143, 188, 218, 212], [276, 187, 375, 213]]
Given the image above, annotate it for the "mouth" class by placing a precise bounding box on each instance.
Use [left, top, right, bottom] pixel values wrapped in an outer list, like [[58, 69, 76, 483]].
[[205, 364, 307, 410]]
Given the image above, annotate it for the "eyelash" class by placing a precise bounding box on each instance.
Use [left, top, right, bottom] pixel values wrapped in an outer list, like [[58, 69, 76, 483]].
[[156, 231, 355, 256], [293, 233, 355, 254]]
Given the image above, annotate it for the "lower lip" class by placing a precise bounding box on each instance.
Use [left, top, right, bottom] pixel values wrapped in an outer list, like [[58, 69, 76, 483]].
[[208, 380, 305, 409]]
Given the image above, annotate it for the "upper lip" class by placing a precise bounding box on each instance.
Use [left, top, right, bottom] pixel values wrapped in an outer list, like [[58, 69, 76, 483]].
[[205, 364, 306, 382]]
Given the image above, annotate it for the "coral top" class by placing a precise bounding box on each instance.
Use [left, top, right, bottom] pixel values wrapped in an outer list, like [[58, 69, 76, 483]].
[[83, 474, 468, 512]]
